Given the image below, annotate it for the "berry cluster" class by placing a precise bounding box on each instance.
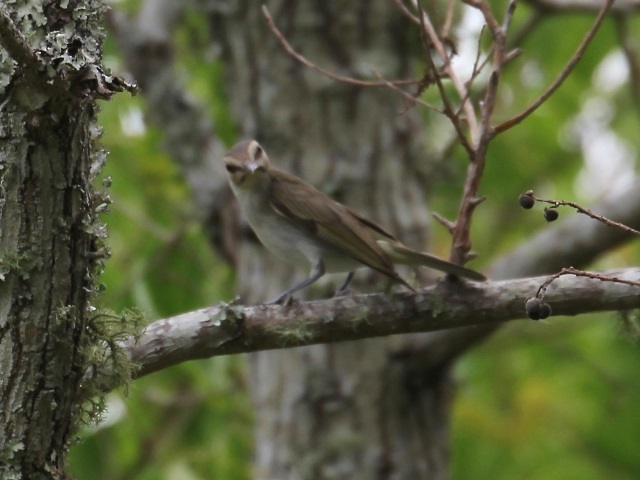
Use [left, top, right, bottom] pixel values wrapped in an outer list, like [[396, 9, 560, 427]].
[[518, 191, 558, 222]]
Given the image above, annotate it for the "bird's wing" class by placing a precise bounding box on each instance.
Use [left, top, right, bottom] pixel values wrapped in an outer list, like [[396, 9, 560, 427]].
[[341, 204, 397, 241], [268, 168, 412, 288]]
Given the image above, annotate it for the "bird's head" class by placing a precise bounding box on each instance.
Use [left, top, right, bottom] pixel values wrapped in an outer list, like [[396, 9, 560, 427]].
[[223, 140, 271, 189]]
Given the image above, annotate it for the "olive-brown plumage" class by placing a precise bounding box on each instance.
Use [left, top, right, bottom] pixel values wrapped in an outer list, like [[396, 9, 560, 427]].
[[224, 139, 486, 303]]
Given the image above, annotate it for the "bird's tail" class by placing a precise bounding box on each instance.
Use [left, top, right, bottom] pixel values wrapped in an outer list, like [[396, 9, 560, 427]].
[[378, 241, 487, 282]]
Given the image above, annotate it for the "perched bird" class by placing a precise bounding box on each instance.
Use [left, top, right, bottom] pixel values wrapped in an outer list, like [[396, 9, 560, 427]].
[[223, 139, 486, 304]]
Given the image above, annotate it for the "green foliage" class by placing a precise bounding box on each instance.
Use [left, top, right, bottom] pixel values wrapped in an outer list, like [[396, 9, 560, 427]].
[[453, 316, 640, 480], [71, 358, 252, 480], [69, 64, 247, 479]]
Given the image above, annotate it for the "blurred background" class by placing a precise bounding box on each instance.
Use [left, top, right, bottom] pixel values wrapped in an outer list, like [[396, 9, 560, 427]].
[[69, 1, 640, 479]]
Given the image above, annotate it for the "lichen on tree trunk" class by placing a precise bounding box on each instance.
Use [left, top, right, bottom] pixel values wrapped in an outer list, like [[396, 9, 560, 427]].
[[0, 2, 113, 478], [214, 2, 452, 478], [0, 95, 98, 479]]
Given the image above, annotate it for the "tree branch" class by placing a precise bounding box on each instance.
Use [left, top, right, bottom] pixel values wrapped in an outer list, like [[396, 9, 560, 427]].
[[127, 267, 640, 379], [494, 0, 614, 134], [615, 14, 640, 114], [0, 8, 43, 74], [261, 5, 419, 88], [524, 0, 640, 13], [393, 175, 640, 366], [406, 0, 480, 143]]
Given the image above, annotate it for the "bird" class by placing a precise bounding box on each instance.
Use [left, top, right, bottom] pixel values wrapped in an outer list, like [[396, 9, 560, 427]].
[[223, 139, 486, 304]]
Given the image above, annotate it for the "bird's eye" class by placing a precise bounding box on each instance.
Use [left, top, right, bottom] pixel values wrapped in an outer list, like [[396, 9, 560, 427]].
[[254, 144, 263, 158], [225, 164, 242, 173]]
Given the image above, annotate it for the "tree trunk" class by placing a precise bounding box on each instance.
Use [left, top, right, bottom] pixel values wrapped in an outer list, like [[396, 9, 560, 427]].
[[0, 3, 110, 478], [214, 2, 452, 478]]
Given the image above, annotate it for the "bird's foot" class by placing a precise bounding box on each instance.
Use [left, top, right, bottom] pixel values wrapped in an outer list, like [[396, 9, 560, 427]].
[[265, 293, 298, 306], [333, 286, 355, 297]]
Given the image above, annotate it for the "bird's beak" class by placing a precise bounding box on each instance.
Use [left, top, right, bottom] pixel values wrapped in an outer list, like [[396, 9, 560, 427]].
[[246, 161, 264, 173]]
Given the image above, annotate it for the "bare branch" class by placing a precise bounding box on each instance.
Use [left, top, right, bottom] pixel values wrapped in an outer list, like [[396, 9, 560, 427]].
[[536, 267, 640, 300], [463, 0, 502, 36], [391, 0, 422, 25], [416, 3, 475, 155], [473, 0, 517, 137], [463, 25, 490, 98], [494, 177, 640, 278], [524, 0, 640, 14], [432, 212, 456, 233], [372, 71, 442, 114], [494, 0, 615, 134], [409, 175, 640, 366], [614, 15, 640, 114], [260, 5, 419, 88], [408, 0, 480, 143], [522, 190, 640, 236], [445, 0, 517, 265], [127, 268, 640, 379], [442, 0, 457, 37]]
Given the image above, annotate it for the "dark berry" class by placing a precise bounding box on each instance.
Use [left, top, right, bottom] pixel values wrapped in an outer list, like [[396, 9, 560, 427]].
[[544, 208, 559, 222], [519, 193, 535, 209], [538, 303, 552, 319], [525, 297, 542, 320]]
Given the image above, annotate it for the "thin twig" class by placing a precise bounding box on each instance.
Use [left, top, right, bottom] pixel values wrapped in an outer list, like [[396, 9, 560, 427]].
[[462, 0, 502, 38], [447, 0, 513, 264], [525, 0, 639, 14], [432, 212, 456, 233], [261, 5, 419, 88], [524, 191, 640, 236], [392, 0, 422, 24], [469, 25, 489, 84], [441, 0, 456, 37], [536, 267, 640, 300], [456, 27, 492, 119], [408, 0, 480, 143], [502, 0, 518, 31], [614, 15, 640, 114], [494, 0, 615, 134], [416, 3, 475, 155], [372, 71, 442, 115], [475, 0, 515, 138]]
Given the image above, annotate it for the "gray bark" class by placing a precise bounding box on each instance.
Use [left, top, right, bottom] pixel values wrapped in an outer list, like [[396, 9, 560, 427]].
[[211, 3, 452, 478], [0, 2, 114, 478], [126, 267, 640, 377]]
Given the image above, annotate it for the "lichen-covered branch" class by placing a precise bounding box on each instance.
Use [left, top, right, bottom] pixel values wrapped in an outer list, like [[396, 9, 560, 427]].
[[0, 8, 43, 74], [127, 267, 640, 379]]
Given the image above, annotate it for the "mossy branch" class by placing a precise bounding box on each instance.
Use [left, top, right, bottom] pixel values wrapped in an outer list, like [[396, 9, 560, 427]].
[[125, 268, 640, 380]]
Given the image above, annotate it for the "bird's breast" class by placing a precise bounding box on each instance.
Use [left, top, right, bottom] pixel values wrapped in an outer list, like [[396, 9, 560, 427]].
[[234, 187, 359, 273]]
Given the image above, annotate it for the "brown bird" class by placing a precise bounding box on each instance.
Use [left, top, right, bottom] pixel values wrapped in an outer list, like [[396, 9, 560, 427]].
[[224, 139, 486, 303]]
